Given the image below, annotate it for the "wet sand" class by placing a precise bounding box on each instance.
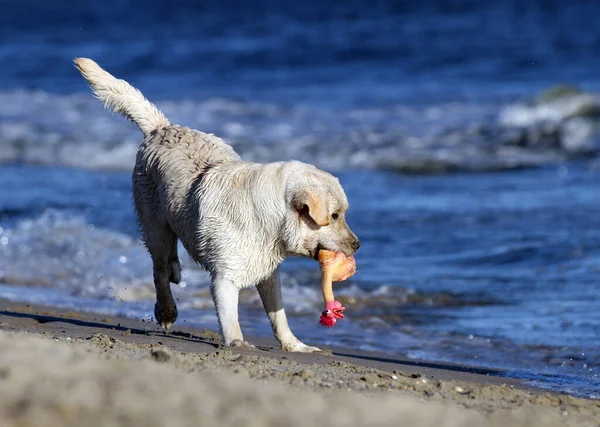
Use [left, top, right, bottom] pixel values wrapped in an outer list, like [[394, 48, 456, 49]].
[[0, 300, 597, 426]]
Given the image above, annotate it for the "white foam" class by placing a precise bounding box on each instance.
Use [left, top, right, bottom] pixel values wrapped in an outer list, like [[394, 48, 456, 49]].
[[0, 210, 210, 302], [499, 93, 600, 127], [3, 89, 579, 173]]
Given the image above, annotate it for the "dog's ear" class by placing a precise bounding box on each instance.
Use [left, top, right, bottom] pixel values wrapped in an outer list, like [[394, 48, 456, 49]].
[[292, 188, 330, 227]]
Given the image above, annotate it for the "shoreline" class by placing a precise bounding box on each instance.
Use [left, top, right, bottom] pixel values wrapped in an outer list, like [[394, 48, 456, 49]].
[[0, 299, 598, 426]]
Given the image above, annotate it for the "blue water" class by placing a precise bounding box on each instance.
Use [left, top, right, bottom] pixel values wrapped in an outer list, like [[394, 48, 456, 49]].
[[4, 0, 600, 103], [1, 0, 600, 398]]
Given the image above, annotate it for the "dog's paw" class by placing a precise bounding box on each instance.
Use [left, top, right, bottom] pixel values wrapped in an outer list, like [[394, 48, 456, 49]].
[[228, 339, 256, 349], [282, 341, 322, 353], [154, 301, 178, 330]]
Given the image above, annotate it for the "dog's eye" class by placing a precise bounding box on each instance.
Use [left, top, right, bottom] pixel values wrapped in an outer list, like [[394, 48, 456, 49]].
[[331, 213, 339, 220]]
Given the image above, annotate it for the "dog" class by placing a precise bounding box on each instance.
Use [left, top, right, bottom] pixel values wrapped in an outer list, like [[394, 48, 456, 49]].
[[74, 58, 360, 352]]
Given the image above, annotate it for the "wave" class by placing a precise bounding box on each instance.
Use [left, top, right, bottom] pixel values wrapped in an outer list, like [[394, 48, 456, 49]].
[[0, 211, 497, 316], [1, 88, 598, 174]]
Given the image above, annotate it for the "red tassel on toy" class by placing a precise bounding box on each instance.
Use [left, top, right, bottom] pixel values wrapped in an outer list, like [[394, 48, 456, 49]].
[[319, 301, 345, 328]]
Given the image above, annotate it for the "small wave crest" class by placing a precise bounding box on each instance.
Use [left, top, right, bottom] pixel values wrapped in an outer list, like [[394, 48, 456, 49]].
[[0, 210, 159, 298]]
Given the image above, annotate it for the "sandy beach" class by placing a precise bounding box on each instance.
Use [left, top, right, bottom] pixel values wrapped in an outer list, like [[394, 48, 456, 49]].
[[0, 300, 597, 427]]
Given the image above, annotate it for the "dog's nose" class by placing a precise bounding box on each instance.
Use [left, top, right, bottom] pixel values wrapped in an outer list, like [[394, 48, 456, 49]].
[[351, 240, 361, 251]]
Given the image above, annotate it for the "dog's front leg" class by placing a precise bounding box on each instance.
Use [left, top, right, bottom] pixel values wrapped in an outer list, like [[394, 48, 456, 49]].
[[211, 277, 253, 348], [257, 269, 321, 353]]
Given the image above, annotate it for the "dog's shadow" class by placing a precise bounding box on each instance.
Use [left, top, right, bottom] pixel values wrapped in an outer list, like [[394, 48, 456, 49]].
[[0, 309, 222, 349]]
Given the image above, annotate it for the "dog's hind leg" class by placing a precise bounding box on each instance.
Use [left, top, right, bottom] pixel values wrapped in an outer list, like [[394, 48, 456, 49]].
[[143, 224, 179, 330], [132, 170, 179, 329], [257, 269, 321, 353]]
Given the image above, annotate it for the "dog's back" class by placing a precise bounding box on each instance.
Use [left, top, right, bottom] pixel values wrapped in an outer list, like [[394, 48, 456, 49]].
[[134, 125, 240, 257]]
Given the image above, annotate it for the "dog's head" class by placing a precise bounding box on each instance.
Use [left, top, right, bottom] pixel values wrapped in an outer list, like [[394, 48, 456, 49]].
[[283, 163, 360, 259]]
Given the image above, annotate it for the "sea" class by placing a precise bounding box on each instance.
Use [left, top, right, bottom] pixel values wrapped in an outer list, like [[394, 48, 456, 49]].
[[1, 0, 599, 399]]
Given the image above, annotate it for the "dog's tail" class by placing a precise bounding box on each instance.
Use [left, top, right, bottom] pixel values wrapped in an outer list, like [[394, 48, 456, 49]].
[[73, 58, 170, 137]]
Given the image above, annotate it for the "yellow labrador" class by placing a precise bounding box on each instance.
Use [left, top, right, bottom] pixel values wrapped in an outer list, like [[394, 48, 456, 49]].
[[74, 58, 360, 352]]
